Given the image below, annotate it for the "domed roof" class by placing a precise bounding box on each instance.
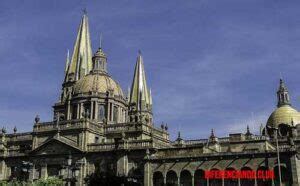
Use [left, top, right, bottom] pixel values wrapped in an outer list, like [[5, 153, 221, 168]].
[[267, 105, 300, 127], [73, 72, 124, 97]]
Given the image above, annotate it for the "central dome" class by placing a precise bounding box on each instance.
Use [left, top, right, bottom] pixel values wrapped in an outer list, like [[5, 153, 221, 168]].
[[267, 105, 300, 128], [73, 72, 124, 97]]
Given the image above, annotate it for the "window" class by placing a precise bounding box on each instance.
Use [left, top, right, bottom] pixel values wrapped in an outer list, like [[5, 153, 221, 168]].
[[72, 105, 77, 119], [113, 106, 118, 122], [98, 105, 106, 121], [95, 136, 99, 143]]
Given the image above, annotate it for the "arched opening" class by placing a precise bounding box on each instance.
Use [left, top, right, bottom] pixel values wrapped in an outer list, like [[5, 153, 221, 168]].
[[153, 172, 164, 186], [257, 166, 272, 186], [194, 169, 207, 186], [278, 124, 290, 137], [224, 168, 238, 186], [180, 170, 192, 186], [209, 169, 222, 186], [240, 167, 255, 186], [274, 166, 291, 186], [166, 170, 178, 186]]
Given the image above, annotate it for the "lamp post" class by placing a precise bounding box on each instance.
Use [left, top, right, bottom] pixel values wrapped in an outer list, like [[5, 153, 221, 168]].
[[268, 126, 282, 186], [61, 153, 80, 186]]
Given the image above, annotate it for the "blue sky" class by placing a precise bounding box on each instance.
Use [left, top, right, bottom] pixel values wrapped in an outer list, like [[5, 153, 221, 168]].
[[1, 0, 300, 140]]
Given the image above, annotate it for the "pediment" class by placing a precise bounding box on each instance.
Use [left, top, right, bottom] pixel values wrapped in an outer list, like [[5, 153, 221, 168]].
[[31, 138, 82, 155]]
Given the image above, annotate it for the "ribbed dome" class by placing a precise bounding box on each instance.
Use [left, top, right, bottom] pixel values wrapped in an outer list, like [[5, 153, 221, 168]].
[[73, 73, 124, 97], [267, 105, 300, 127]]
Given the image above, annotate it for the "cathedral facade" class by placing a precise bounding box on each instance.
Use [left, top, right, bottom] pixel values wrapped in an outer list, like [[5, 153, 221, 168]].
[[0, 12, 300, 186]]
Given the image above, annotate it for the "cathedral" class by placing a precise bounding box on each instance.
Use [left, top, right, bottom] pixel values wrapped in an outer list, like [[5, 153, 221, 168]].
[[0, 12, 299, 186]]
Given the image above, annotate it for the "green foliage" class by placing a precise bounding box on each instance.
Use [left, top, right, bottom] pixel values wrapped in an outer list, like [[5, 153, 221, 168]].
[[0, 177, 63, 186], [33, 177, 63, 186]]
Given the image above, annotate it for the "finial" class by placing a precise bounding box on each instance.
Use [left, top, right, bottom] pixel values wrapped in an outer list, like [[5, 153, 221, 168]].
[[160, 122, 164, 130], [246, 125, 251, 135], [210, 129, 215, 138], [83, 8, 87, 15], [164, 123, 168, 131], [99, 33, 102, 49], [177, 131, 182, 140], [13, 126, 17, 134], [35, 115, 40, 123], [138, 50, 142, 55]]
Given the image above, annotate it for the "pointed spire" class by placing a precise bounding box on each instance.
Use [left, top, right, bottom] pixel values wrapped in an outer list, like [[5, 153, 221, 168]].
[[67, 12, 93, 81], [129, 51, 151, 111], [277, 79, 291, 107], [65, 50, 70, 73], [177, 131, 182, 141], [210, 129, 215, 138], [246, 125, 252, 136], [149, 88, 153, 106], [260, 123, 264, 136]]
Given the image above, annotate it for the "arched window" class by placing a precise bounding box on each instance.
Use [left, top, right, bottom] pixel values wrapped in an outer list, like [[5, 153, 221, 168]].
[[113, 106, 118, 122], [98, 104, 106, 122], [180, 170, 192, 186], [274, 166, 291, 186], [209, 169, 222, 186], [166, 170, 178, 186], [153, 172, 164, 186], [257, 166, 272, 186], [224, 168, 238, 186], [194, 169, 207, 186], [240, 167, 255, 186], [72, 105, 77, 119]]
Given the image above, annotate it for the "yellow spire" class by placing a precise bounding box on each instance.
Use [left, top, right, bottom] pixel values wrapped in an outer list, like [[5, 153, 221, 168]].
[[129, 51, 151, 111], [64, 49, 70, 73], [67, 12, 93, 81]]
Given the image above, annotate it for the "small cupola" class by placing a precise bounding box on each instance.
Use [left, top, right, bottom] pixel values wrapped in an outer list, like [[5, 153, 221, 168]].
[[277, 79, 290, 107], [92, 47, 107, 73]]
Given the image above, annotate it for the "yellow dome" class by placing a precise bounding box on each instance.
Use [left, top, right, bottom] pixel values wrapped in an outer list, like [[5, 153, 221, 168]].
[[267, 105, 300, 127], [73, 72, 124, 97]]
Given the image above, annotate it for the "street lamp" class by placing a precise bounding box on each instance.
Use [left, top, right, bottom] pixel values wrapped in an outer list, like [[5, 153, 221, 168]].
[[60, 153, 80, 186], [267, 126, 282, 186]]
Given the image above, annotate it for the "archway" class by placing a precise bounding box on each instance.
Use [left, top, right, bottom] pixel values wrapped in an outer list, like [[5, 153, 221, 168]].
[[240, 167, 255, 186], [209, 169, 222, 186], [180, 170, 192, 186], [274, 166, 291, 186], [224, 168, 238, 186], [166, 170, 178, 186], [153, 171, 164, 186], [257, 166, 272, 186], [194, 169, 207, 186]]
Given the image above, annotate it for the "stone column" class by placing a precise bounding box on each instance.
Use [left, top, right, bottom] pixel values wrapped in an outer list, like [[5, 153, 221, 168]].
[[67, 100, 71, 120], [90, 101, 94, 120], [116, 154, 128, 177], [94, 102, 98, 120], [40, 164, 47, 179], [0, 160, 6, 180], [77, 104, 80, 119], [191, 174, 194, 186], [144, 161, 152, 186], [28, 164, 35, 181]]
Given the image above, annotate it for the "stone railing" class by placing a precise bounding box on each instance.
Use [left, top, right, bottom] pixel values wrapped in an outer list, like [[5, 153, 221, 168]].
[[6, 132, 32, 142], [33, 119, 102, 133], [171, 135, 269, 147], [88, 140, 153, 152]]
